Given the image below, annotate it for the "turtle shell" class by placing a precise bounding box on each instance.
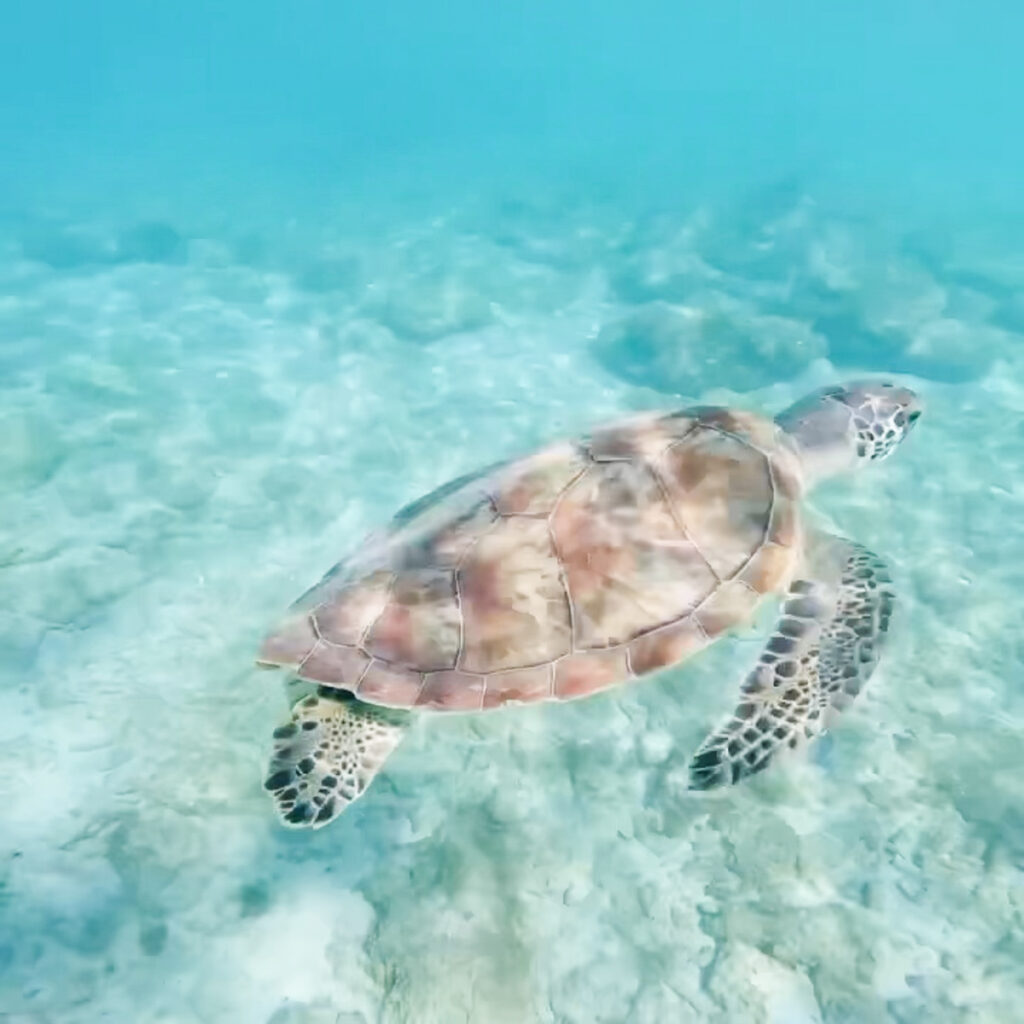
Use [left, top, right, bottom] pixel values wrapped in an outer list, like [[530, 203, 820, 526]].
[[258, 407, 803, 710]]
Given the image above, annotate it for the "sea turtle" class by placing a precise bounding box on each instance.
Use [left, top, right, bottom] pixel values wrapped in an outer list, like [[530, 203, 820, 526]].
[[257, 380, 921, 829]]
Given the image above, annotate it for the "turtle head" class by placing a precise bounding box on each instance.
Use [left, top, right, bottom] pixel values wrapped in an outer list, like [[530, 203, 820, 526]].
[[777, 380, 922, 486]]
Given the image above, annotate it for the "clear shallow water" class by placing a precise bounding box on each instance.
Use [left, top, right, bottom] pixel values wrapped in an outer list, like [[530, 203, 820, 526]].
[[3, 5, 1024, 1023]]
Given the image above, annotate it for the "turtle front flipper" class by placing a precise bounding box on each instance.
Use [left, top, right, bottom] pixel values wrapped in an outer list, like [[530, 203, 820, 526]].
[[263, 688, 409, 828], [688, 534, 896, 789]]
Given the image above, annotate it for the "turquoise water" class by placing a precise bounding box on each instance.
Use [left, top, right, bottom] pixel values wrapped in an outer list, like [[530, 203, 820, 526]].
[[3, 4, 1024, 1022]]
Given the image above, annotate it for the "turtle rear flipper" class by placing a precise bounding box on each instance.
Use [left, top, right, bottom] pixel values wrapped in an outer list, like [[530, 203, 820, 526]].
[[688, 533, 895, 789], [263, 689, 409, 828]]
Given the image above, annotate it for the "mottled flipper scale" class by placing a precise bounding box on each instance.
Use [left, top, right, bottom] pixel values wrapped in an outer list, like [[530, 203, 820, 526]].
[[264, 689, 409, 828], [688, 535, 895, 788]]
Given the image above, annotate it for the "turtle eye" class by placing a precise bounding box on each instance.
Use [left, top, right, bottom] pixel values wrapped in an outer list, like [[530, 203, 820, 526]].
[[907, 410, 921, 424]]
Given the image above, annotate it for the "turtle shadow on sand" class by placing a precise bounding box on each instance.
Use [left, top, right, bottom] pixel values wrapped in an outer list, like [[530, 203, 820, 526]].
[[590, 299, 826, 395]]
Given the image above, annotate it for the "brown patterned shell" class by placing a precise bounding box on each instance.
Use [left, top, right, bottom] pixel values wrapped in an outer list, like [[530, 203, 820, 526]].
[[258, 407, 805, 711]]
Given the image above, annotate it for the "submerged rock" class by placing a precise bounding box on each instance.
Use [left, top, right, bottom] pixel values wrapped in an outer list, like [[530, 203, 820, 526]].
[[20, 223, 118, 269], [592, 299, 825, 394], [609, 216, 715, 304], [20, 220, 187, 268], [115, 222, 186, 264], [993, 293, 1024, 333], [816, 309, 998, 383], [294, 255, 361, 294], [374, 269, 494, 341]]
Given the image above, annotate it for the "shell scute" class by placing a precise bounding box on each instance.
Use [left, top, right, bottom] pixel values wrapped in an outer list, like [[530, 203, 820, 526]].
[[418, 671, 485, 710], [258, 614, 317, 667], [693, 580, 761, 638], [491, 442, 587, 516], [312, 570, 392, 646], [628, 619, 710, 675], [482, 665, 553, 708], [364, 568, 461, 671], [551, 460, 717, 649], [553, 648, 631, 700], [356, 661, 424, 706], [658, 428, 773, 579], [299, 643, 370, 686], [457, 516, 571, 673], [690, 406, 783, 453], [739, 541, 792, 594]]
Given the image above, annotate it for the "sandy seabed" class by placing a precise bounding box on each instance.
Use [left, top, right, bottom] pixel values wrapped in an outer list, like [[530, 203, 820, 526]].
[[1, 184, 1022, 1023]]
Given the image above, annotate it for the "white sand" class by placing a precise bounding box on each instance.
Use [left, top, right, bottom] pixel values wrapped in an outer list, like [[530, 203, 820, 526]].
[[1, 186, 1022, 1022]]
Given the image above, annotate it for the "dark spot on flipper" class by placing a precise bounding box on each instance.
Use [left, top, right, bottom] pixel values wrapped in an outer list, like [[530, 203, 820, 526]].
[[691, 749, 722, 771], [787, 596, 824, 619], [285, 803, 315, 824], [315, 799, 336, 824], [689, 746, 728, 789], [264, 770, 293, 791], [302, 721, 318, 731], [273, 724, 298, 740], [321, 775, 338, 789], [297, 757, 316, 775], [279, 787, 298, 801]]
